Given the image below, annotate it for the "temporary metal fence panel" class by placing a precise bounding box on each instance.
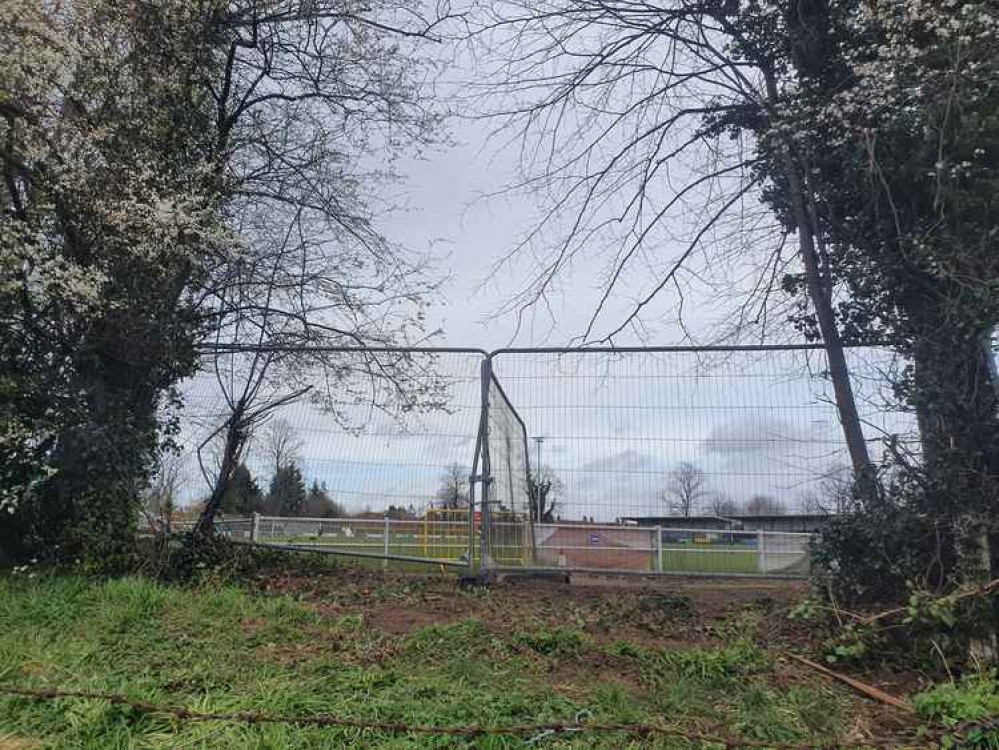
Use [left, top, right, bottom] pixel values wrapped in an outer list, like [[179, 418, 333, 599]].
[[484, 373, 534, 566], [484, 346, 909, 577], [214, 516, 254, 540], [175, 343, 911, 579], [173, 349, 486, 570]]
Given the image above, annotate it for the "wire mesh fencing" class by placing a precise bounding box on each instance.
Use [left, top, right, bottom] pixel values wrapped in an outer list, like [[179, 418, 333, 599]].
[[483, 375, 534, 567], [168, 349, 485, 569], [165, 344, 912, 578], [484, 346, 909, 576]]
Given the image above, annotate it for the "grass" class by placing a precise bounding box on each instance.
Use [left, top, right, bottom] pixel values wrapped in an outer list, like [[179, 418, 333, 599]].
[[1, 573, 855, 748], [660, 544, 809, 576], [660, 545, 759, 574]]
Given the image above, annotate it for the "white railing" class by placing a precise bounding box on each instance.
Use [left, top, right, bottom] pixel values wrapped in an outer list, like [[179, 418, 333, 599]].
[[248, 515, 472, 567], [528, 524, 811, 576], [223, 515, 813, 578]]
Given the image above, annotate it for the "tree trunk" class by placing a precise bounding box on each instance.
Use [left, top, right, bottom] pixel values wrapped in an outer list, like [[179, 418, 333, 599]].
[[740, 11, 878, 503], [193, 398, 247, 537], [778, 144, 878, 502], [43, 359, 156, 560], [905, 305, 999, 504], [905, 300, 999, 656], [955, 513, 998, 661]]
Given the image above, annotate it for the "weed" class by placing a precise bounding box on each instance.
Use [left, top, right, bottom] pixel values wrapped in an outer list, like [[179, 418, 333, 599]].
[[785, 686, 843, 736], [603, 639, 646, 659], [657, 641, 768, 682], [821, 624, 880, 665], [336, 614, 364, 632], [914, 670, 999, 747], [710, 609, 762, 641], [404, 618, 491, 658], [512, 626, 588, 656], [788, 597, 826, 623]]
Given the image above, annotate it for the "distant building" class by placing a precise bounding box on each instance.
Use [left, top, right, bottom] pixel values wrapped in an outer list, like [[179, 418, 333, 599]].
[[622, 513, 833, 534]]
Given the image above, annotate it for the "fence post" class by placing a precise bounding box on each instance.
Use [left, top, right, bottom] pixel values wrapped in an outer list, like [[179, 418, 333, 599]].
[[478, 356, 494, 579], [251, 512, 260, 542], [653, 526, 662, 573], [757, 530, 767, 574], [383, 516, 390, 569], [466, 471, 477, 576]]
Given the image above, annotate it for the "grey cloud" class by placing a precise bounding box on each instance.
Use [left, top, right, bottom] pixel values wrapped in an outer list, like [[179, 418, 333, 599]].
[[701, 418, 813, 457]]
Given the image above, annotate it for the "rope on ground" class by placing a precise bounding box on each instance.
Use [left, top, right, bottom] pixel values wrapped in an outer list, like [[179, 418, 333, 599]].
[[0, 684, 935, 748]]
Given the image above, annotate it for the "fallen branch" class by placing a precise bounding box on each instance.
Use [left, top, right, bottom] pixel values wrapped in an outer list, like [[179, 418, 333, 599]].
[[792, 578, 999, 628], [860, 578, 999, 626], [0, 684, 929, 748], [785, 653, 915, 713]]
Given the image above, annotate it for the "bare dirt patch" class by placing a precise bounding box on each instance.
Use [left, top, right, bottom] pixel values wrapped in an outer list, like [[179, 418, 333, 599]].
[[360, 605, 461, 635], [256, 567, 811, 649]]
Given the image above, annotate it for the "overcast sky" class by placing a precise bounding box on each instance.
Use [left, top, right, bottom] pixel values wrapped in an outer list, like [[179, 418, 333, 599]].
[[381, 113, 720, 349], [381, 117, 591, 348]]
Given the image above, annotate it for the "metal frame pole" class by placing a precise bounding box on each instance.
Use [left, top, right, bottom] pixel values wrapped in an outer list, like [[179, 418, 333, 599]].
[[467, 439, 482, 576], [520, 398, 536, 566], [383, 515, 390, 569], [653, 526, 662, 574], [478, 356, 494, 579], [757, 530, 767, 574]]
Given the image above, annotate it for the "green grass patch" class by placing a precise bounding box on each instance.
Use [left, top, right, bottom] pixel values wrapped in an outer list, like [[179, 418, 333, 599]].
[[660, 545, 759, 574], [512, 626, 588, 656], [268, 535, 808, 577], [1, 574, 859, 748]]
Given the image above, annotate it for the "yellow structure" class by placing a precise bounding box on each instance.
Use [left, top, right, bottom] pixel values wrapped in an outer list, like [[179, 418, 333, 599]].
[[421, 508, 471, 560], [421, 508, 531, 565]]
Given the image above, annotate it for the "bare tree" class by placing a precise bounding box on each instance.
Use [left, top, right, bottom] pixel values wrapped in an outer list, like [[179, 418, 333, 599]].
[[436, 463, 470, 510], [799, 466, 853, 516], [143, 450, 186, 532], [708, 492, 739, 518], [465, 0, 875, 498], [193, 364, 310, 537], [528, 464, 564, 523], [744, 495, 786, 516], [663, 462, 709, 517], [187, 0, 452, 538], [263, 419, 304, 478]]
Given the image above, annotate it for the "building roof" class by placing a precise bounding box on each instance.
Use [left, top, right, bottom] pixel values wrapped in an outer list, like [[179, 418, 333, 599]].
[[623, 513, 833, 524]]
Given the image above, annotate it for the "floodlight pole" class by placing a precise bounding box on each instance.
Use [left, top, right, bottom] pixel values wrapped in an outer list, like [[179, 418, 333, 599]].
[[532, 436, 544, 472]]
